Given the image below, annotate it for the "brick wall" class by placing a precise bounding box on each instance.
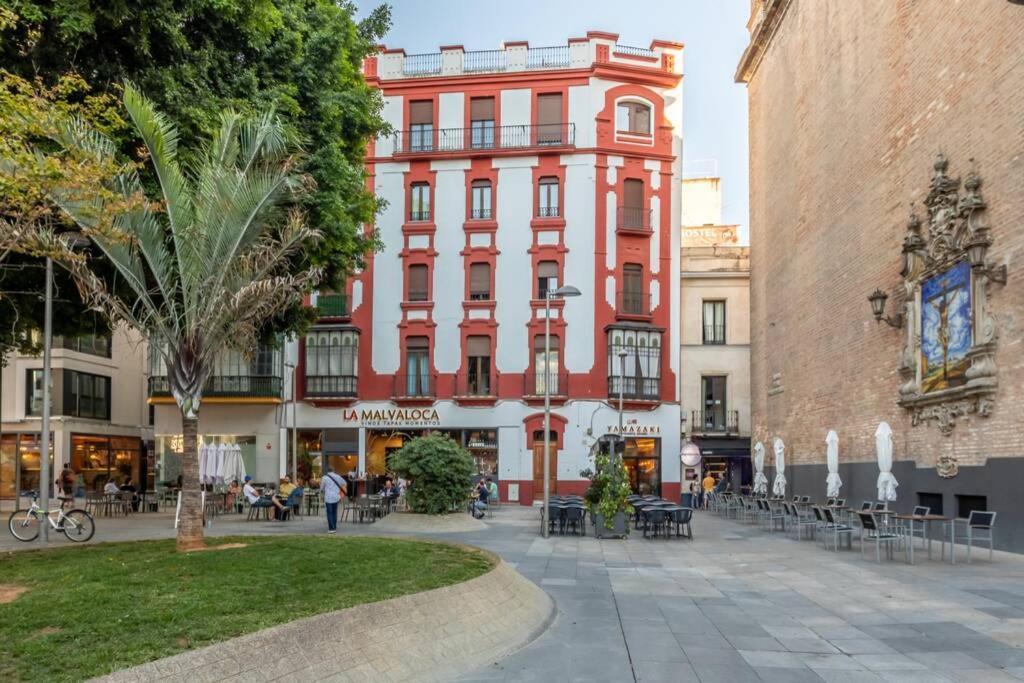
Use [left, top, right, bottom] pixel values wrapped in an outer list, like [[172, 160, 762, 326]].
[[745, 1, 1024, 469]]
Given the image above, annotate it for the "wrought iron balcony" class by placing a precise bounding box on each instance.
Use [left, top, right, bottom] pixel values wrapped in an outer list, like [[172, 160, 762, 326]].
[[690, 410, 740, 435], [702, 324, 726, 345], [454, 372, 495, 398], [391, 123, 575, 156], [305, 375, 358, 399], [537, 206, 561, 218], [525, 370, 569, 397], [392, 373, 436, 399], [469, 207, 493, 220], [148, 375, 283, 399], [315, 293, 349, 319], [616, 291, 652, 317], [616, 206, 652, 233], [607, 375, 661, 401], [408, 209, 431, 222]]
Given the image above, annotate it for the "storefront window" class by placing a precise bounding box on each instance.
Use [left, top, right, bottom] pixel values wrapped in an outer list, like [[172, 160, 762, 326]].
[[466, 429, 498, 477], [599, 436, 661, 496], [155, 435, 258, 486], [71, 435, 142, 491], [18, 435, 45, 495], [1, 435, 18, 499]]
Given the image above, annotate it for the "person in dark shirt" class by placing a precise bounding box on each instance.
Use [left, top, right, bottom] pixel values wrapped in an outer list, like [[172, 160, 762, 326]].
[[472, 480, 489, 519]]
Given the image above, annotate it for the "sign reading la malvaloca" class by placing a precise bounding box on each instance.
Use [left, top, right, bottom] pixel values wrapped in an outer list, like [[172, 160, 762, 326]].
[[341, 408, 441, 428], [606, 423, 661, 436]]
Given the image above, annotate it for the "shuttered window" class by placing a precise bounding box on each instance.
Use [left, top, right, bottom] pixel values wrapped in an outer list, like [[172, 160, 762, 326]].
[[408, 264, 428, 301], [466, 336, 491, 395], [537, 261, 558, 299], [536, 93, 563, 145], [409, 100, 433, 151], [409, 100, 433, 124], [622, 178, 645, 229], [469, 263, 491, 300], [470, 97, 495, 149], [470, 97, 494, 121]]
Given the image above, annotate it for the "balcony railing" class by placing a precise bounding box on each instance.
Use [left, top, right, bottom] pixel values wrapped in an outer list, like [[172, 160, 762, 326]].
[[305, 375, 358, 398], [614, 44, 657, 59], [617, 291, 652, 317], [617, 206, 652, 233], [469, 207, 493, 220], [607, 375, 661, 401], [691, 410, 740, 435], [537, 205, 561, 218], [148, 375, 282, 399], [392, 123, 575, 155], [525, 370, 569, 397], [408, 210, 431, 222], [526, 45, 570, 69], [315, 293, 349, 319], [392, 373, 436, 399], [464, 49, 506, 72], [455, 372, 494, 398], [702, 325, 726, 345], [403, 52, 442, 77]]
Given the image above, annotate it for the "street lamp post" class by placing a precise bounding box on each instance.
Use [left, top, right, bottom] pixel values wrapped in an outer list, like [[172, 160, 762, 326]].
[[285, 361, 297, 480], [39, 258, 54, 543], [542, 284, 580, 539]]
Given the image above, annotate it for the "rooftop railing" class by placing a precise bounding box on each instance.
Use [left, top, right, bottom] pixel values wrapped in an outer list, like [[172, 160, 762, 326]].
[[614, 44, 657, 59]]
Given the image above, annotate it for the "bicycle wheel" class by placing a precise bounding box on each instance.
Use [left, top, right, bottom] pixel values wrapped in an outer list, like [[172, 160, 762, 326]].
[[61, 509, 96, 543], [8, 509, 40, 542]]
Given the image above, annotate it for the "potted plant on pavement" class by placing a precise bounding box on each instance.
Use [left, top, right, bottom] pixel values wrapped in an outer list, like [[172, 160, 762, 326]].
[[585, 448, 632, 538]]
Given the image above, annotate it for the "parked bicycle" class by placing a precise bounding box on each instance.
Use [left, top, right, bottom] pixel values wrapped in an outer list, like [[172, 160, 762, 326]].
[[7, 492, 95, 543]]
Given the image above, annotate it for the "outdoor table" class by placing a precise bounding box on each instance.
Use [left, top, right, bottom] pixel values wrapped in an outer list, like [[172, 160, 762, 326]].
[[895, 513, 948, 564]]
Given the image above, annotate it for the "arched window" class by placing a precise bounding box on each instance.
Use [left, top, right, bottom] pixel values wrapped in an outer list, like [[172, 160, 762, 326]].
[[616, 101, 652, 135]]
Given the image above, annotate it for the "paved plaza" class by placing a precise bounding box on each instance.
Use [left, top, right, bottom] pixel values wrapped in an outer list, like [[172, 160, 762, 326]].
[[5, 505, 1024, 682]]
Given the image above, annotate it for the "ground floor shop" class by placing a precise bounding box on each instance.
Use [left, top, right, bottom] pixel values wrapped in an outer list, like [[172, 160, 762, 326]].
[[693, 436, 751, 494], [288, 400, 682, 506]]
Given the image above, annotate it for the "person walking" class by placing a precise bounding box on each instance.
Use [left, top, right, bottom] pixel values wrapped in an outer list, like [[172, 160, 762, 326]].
[[320, 467, 348, 534], [701, 472, 716, 510]]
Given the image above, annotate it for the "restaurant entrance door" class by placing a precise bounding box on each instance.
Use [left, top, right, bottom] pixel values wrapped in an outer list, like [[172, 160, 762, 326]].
[[532, 443, 557, 499]]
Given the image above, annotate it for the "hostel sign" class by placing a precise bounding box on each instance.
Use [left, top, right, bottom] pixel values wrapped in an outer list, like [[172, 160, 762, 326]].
[[341, 407, 441, 428]]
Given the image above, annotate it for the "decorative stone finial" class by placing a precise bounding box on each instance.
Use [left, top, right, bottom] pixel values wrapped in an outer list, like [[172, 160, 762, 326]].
[[933, 152, 948, 174]]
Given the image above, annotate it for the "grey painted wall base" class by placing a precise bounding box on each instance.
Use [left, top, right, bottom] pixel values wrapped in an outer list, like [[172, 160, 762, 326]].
[[768, 457, 1024, 554]]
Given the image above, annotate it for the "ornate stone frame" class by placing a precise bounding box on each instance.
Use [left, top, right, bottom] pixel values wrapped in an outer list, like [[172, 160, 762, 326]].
[[895, 154, 1002, 436]]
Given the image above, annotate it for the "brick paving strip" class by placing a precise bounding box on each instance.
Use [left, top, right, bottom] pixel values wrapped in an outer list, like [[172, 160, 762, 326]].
[[94, 552, 554, 683]]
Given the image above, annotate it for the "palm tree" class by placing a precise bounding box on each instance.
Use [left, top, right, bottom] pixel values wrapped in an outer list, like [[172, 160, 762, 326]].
[[14, 85, 321, 550]]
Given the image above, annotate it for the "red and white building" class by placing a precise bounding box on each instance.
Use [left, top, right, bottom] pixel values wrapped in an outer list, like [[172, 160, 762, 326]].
[[151, 32, 684, 504]]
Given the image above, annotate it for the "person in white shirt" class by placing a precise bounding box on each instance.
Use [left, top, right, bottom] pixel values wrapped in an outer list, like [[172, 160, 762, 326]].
[[320, 467, 348, 534], [242, 476, 280, 519], [103, 479, 120, 495]]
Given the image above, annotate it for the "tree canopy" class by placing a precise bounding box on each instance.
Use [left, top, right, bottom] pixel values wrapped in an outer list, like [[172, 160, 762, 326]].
[[0, 0, 389, 351]]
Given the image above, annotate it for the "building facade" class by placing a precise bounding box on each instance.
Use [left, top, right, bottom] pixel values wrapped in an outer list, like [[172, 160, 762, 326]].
[[1, 329, 153, 505], [679, 177, 751, 491], [738, 0, 1024, 549], [272, 33, 685, 504]]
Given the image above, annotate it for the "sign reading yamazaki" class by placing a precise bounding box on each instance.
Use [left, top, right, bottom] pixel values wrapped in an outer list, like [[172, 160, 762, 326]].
[[341, 408, 441, 428], [606, 424, 662, 437]]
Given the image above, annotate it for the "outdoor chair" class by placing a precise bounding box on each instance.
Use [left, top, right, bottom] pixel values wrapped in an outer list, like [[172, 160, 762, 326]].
[[860, 501, 873, 511], [811, 506, 827, 542], [943, 511, 997, 564], [873, 502, 888, 512], [564, 505, 585, 536], [546, 504, 565, 535], [340, 497, 358, 523], [836, 499, 846, 507], [766, 501, 787, 532], [792, 495, 800, 503], [791, 503, 817, 541], [84, 492, 104, 516], [247, 498, 273, 521], [857, 511, 903, 562], [753, 499, 770, 529], [305, 490, 321, 516], [670, 507, 694, 539], [800, 495, 811, 504], [825, 497, 836, 507], [356, 496, 376, 523], [281, 489, 302, 520], [643, 509, 670, 539], [821, 507, 853, 551]]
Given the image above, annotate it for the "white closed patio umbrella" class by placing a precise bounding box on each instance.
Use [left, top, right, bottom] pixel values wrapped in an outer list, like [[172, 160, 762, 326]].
[[772, 437, 787, 497], [826, 430, 842, 498], [753, 441, 768, 495], [198, 443, 209, 484], [875, 421, 898, 501]]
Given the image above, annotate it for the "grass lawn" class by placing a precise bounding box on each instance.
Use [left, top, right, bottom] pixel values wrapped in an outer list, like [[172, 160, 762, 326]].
[[0, 535, 492, 682]]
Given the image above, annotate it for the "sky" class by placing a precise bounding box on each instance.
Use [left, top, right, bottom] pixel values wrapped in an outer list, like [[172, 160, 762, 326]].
[[355, 0, 751, 242]]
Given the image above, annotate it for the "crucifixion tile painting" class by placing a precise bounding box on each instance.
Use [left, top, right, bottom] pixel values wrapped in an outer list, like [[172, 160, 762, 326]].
[[921, 260, 972, 393]]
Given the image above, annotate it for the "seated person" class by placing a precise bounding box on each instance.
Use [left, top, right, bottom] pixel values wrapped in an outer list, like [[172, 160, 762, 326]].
[[120, 477, 140, 512], [380, 478, 398, 498], [225, 479, 241, 512], [486, 477, 498, 504], [472, 480, 489, 519], [243, 476, 286, 519], [103, 478, 121, 495], [278, 476, 297, 498]]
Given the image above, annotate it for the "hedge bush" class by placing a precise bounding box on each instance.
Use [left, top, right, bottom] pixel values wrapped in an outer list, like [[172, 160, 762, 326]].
[[388, 435, 474, 514]]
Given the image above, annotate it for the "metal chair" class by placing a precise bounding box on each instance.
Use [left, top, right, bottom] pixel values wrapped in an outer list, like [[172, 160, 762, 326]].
[[643, 509, 669, 539], [564, 505, 585, 536], [943, 511, 997, 564], [857, 511, 903, 562], [822, 507, 853, 551], [670, 507, 693, 539]]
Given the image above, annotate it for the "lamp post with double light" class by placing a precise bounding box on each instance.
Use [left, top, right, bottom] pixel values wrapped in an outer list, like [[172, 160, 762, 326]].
[[541, 284, 580, 538]]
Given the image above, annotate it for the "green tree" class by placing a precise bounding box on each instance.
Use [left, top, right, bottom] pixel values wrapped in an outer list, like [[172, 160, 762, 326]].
[[0, 0, 389, 340], [389, 435, 476, 516], [7, 85, 322, 550]]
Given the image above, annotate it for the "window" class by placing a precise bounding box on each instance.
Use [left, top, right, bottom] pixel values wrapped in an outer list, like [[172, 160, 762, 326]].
[[538, 177, 560, 217], [58, 334, 111, 357], [470, 97, 495, 149], [305, 330, 359, 396], [607, 329, 661, 400], [536, 93, 563, 145], [466, 336, 491, 395], [26, 369, 47, 416], [537, 261, 559, 299], [469, 263, 491, 300], [918, 492, 944, 516], [27, 369, 111, 420], [409, 100, 433, 151], [621, 178, 646, 229], [956, 494, 988, 519], [533, 335, 561, 395], [404, 337, 431, 396], [470, 180, 492, 219], [703, 300, 726, 344], [616, 101, 652, 135], [701, 376, 727, 431], [621, 263, 645, 314], [407, 264, 429, 301], [409, 183, 430, 221]]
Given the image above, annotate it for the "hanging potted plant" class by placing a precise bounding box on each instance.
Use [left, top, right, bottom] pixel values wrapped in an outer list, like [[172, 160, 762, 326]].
[[585, 450, 631, 538]]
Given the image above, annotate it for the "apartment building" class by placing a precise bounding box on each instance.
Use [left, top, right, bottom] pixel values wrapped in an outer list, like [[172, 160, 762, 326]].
[[679, 176, 751, 491], [0, 329, 153, 504]]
